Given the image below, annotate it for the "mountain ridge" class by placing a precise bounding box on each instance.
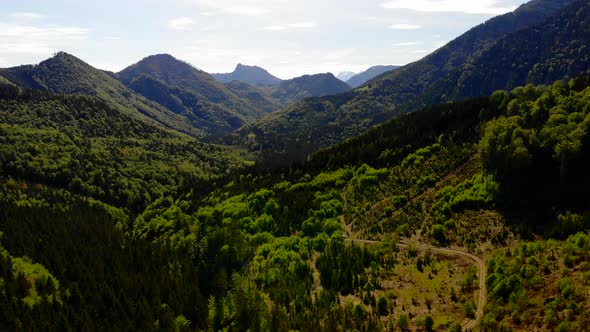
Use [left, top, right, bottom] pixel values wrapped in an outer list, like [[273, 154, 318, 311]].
[[212, 63, 283, 86], [266, 73, 352, 105], [0, 52, 205, 137]]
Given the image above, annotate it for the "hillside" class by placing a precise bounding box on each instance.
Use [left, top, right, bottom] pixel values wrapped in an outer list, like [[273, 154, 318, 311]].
[[265, 73, 352, 106], [125, 74, 250, 135], [212, 64, 282, 86], [0, 52, 203, 137], [224, 80, 282, 114], [0, 83, 248, 210], [346, 65, 400, 88], [410, 0, 590, 109], [239, 0, 579, 163], [183, 77, 590, 330], [118, 54, 277, 121]]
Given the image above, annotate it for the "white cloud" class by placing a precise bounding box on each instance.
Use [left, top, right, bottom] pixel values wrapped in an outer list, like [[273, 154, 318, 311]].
[[168, 17, 196, 31], [11, 12, 46, 20], [0, 43, 54, 54], [393, 41, 422, 46], [263, 25, 286, 31], [289, 22, 314, 28], [0, 24, 88, 39], [0, 22, 89, 58], [382, 0, 516, 15], [104, 36, 122, 40], [390, 24, 421, 30], [182, 0, 290, 16], [263, 22, 315, 31]]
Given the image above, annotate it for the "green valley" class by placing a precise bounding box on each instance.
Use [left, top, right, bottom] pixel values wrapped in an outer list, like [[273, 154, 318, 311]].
[[1, 0, 590, 330]]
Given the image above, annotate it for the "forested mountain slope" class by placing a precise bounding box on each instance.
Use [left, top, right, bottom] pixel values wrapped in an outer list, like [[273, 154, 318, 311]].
[[0, 83, 248, 211], [224, 80, 283, 114], [124, 74, 249, 136], [118, 54, 277, 120], [238, 0, 579, 164], [408, 0, 590, 110], [0, 52, 203, 137], [264, 73, 352, 106]]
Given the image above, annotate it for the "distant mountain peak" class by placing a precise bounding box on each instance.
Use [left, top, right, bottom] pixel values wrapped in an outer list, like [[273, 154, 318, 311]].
[[236, 63, 255, 69], [346, 65, 400, 88], [212, 64, 282, 86], [147, 53, 175, 59], [337, 71, 357, 82], [43, 51, 87, 65]]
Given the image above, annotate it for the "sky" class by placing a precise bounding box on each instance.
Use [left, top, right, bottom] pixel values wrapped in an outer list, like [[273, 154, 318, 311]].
[[0, 0, 530, 79]]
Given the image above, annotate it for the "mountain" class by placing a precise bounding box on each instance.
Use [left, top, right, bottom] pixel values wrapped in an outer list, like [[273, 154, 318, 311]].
[[0, 52, 204, 137], [336, 71, 357, 82], [346, 65, 400, 88], [224, 80, 282, 114], [266, 73, 352, 105], [118, 54, 278, 121], [408, 0, 590, 109], [0, 75, 13, 86], [125, 74, 247, 135], [238, 0, 580, 163], [212, 64, 283, 86]]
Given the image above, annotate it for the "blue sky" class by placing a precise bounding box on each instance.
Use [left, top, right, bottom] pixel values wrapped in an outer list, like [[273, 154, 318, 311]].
[[1, 0, 529, 79]]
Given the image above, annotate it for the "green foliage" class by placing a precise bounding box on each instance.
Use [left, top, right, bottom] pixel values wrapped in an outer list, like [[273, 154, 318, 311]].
[[449, 322, 462, 332], [0, 87, 248, 210], [424, 315, 434, 332], [397, 314, 410, 331], [376, 295, 389, 316], [485, 233, 590, 329], [0, 183, 214, 330], [317, 240, 374, 294], [0, 242, 61, 308], [431, 175, 500, 225], [480, 79, 590, 222]]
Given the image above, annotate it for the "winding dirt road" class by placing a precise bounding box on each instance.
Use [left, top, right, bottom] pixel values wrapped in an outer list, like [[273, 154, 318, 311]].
[[348, 239, 486, 331]]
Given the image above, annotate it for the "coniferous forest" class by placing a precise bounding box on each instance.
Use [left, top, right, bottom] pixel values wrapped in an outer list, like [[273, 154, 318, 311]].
[[1, 0, 590, 331]]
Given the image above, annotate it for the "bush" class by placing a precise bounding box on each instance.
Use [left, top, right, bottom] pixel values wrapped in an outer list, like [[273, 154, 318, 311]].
[[377, 295, 389, 316]]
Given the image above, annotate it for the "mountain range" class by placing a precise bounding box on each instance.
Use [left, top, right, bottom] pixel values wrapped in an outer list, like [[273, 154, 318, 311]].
[[0, 53, 354, 138], [0, 52, 206, 137], [237, 0, 585, 163], [212, 65, 352, 106]]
